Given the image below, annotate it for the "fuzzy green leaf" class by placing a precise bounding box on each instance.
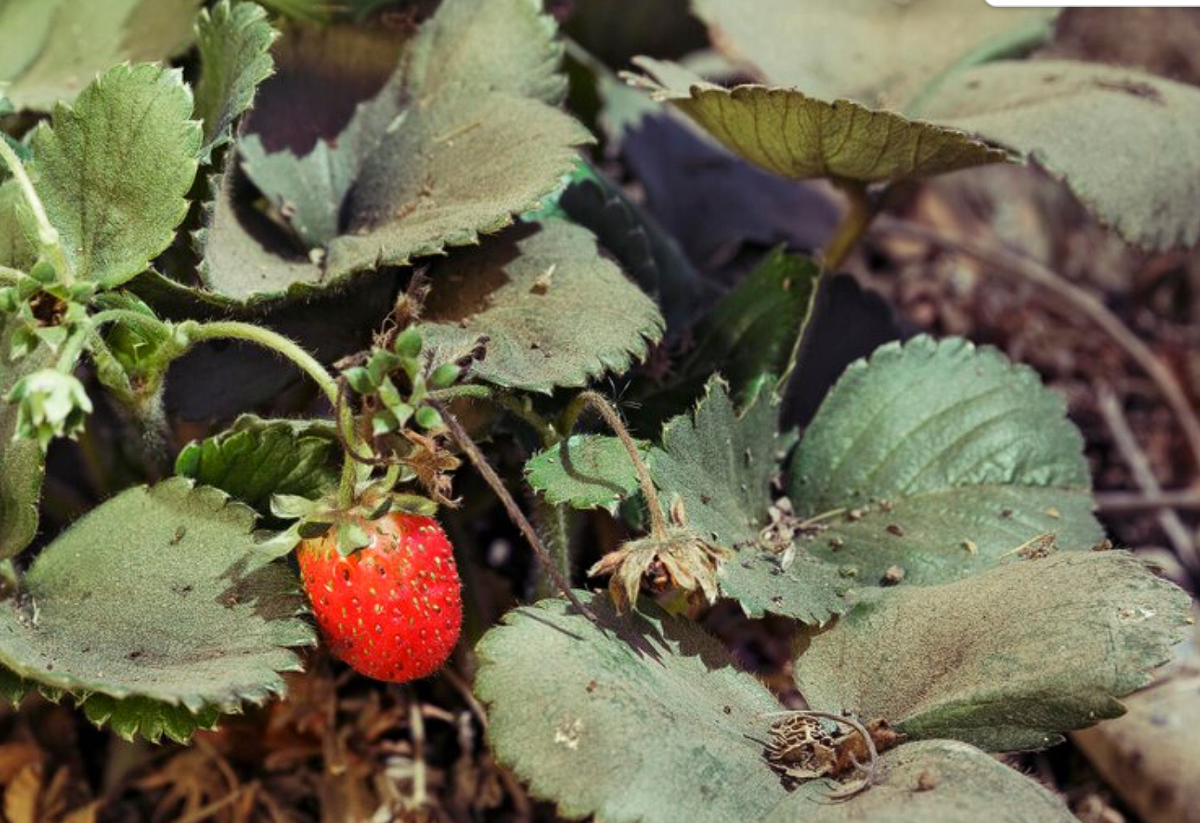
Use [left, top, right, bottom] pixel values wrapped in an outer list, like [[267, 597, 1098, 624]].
[[81, 694, 221, 744], [196, 166, 326, 302], [630, 59, 1008, 184], [416, 222, 664, 393], [762, 740, 1075, 823], [691, 0, 1057, 109], [651, 380, 850, 623], [0, 0, 201, 111], [29, 63, 202, 288], [475, 592, 797, 823], [175, 415, 339, 512], [788, 336, 1103, 586], [0, 317, 52, 559], [194, 0, 277, 163], [525, 435, 650, 512], [795, 551, 1191, 752], [476, 593, 1076, 823], [0, 479, 314, 710], [923, 60, 1200, 250], [231, 0, 589, 296]]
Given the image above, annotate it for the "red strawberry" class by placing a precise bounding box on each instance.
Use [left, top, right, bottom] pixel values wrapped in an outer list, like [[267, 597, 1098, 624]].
[[298, 512, 462, 682]]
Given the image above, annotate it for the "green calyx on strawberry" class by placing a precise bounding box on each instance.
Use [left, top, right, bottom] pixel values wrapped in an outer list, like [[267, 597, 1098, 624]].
[[298, 511, 463, 683]]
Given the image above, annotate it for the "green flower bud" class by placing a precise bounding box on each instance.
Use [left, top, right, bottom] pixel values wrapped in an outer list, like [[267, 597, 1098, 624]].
[[393, 327, 423, 359], [7, 369, 93, 450], [428, 362, 460, 389]]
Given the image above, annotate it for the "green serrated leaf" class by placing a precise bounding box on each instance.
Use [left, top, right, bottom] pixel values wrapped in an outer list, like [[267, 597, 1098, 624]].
[[226, 0, 590, 298], [476, 593, 1076, 823], [0, 0, 202, 111], [175, 415, 339, 513], [0, 182, 36, 272], [691, 0, 1057, 109], [194, 0, 277, 163], [28, 63, 201, 288], [795, 551, 1191, 752], [651, 379, 850, 623], [789, 336, 1103, 586], [558, 171, 708, 332], [0, 315, 52, 559], [81, 694, 221, 744], [922, 60, 1200, 250], [476, 592, 794, 823], [762, 740, 1075, 823], [0, 479, 314, 710], [196, 166, 326, 302], [629, 58, 1009, 184], [641, 249, 820, 424], [526, 435, 650, 512], [417, 222, 664, 393]]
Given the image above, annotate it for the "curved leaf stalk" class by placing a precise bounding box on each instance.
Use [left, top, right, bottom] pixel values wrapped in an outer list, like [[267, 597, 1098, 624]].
[[821, 179, 882, 272], [178, 320, 363, 507], [0, 138, 73, 285], [562, 391, 668, 539], [430, 399, 593, 620]]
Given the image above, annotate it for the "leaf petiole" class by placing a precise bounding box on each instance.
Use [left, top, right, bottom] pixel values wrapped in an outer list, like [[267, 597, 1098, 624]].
[[0, 137, 74, 287]]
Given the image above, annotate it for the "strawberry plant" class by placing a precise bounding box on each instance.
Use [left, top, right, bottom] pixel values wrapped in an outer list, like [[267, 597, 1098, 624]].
[[0, 1, 1197, 820]]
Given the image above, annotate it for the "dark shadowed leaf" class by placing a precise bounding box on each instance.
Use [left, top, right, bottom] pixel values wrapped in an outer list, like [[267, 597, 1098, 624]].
[[782, 274, 906, 428], [789, 336, 1103, 585], [795, 551, 1191, 752], [175, 416, 339, 512], [0, 0, 201, 111], [923, 60, 1200, 250], [29, 63, 201, 288], [559, 172, 710, 333], [0, 480, 314, 710], [81, 695, 221, 744], [622, 115, 840, 273], [416, 222, 664, 393]]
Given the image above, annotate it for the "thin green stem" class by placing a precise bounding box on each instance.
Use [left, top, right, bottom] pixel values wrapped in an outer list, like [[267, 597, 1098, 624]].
[[430, 399, 593, 619], [184, 321, 338, 403], [183, 320, 364, 508], [427, 383, 492, 403], [0, 138, 73, 285], [568, 391, 667, 539], [532, 496, 572, 600]]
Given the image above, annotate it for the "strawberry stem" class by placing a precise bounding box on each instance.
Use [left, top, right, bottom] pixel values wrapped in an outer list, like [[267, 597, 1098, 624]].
[[430, 399, 594, 619]]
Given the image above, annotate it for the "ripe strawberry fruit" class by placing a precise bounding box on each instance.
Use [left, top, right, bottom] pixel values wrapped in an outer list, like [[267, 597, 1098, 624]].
[[298, 512, 462, 682]]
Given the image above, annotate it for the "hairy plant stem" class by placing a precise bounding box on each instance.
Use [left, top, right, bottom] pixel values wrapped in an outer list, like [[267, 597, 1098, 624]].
[[532, 495, 573, 599], [429, 398, 593, 619], [0, 265, 33, 285], [0, 138, 73, 285], [180, 320, 362, 508], [821, 179, 881, 272], [563, 391, 668, 539]]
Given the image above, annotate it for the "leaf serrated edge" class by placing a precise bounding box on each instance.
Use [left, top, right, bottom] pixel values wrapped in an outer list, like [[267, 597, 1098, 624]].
[[0, 477, 315, 711]]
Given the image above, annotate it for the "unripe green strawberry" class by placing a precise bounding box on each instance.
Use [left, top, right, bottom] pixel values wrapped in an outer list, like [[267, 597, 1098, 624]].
[[298, 513, 462, 682]]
